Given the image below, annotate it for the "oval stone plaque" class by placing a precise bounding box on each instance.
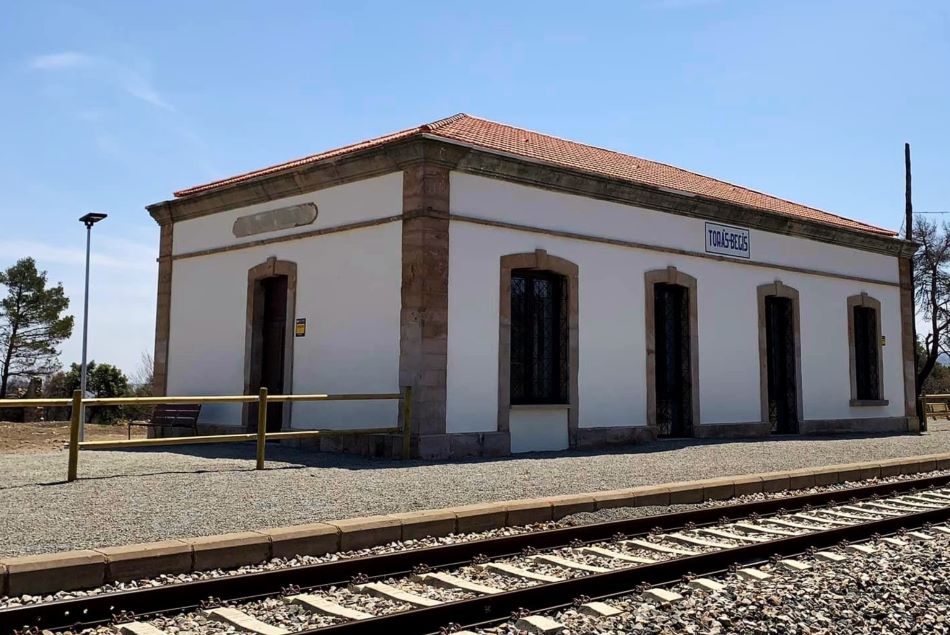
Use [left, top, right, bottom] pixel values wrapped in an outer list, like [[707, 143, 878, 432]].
[[232, 202, 318, 238]]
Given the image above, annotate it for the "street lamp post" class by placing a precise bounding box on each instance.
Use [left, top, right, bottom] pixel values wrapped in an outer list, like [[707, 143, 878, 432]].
[[78, 212, 107, 441]]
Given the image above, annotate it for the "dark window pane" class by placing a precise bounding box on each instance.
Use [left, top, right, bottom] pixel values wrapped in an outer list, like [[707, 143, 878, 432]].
[[510, 270, 568, 404]]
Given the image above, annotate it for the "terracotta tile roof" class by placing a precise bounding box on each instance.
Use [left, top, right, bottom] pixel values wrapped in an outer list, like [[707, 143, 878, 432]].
[[174, 113, 895, 237]]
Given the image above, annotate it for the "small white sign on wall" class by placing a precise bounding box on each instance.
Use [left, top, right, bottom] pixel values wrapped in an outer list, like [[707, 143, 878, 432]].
[[705, 222, 750, 259]]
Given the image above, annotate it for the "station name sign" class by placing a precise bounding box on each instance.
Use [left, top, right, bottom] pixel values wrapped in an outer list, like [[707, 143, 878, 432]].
[[705, 222, 750, 259]]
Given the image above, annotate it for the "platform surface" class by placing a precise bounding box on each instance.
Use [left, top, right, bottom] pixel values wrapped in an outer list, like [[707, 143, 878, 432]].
[[0, 421, 948, 557]]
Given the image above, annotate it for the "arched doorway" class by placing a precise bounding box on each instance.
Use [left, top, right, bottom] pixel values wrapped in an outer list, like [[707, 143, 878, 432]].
[[244, 257, 297, 431], [645, 267, 700, 437], [758, 282, 803, 434]]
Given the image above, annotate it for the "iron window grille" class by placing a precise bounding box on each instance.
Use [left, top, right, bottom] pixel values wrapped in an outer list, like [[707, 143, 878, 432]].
[[510, 270, 569, 405]]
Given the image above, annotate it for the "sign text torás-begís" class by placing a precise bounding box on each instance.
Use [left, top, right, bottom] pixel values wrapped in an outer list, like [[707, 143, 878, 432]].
[[705, 222, 750, 259]]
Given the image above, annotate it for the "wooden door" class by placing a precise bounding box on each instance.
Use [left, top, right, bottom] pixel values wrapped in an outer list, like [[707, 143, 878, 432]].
[[765, 296, 798, 433], [249, 275, 288, 431], [654, 283, 692, 437]]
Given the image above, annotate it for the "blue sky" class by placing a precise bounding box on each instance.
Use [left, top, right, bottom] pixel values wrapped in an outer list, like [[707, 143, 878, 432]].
[[1, 0, 948, 375]]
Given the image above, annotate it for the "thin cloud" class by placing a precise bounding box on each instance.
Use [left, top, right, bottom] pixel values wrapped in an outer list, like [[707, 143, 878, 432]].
[[29, 50, 214, 196], [648, 0, 721, 8], [120, 70, 175, 112], [0, 239, 155, 273], [28, 52, 93, 70], [29, 51, 175, 112]]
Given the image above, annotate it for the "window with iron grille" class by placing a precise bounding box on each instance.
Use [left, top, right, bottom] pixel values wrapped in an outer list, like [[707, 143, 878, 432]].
[[510, 270, 568, 404], [853, 306, 880, 400]]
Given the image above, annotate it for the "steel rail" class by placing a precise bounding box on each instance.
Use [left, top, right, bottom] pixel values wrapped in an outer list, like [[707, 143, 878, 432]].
[[3, 473, 949, 633], [308, 504, 950, 635]]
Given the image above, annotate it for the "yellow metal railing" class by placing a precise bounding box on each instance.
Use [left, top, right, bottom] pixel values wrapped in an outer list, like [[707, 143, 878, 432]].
[[0, 386, 413, 481]]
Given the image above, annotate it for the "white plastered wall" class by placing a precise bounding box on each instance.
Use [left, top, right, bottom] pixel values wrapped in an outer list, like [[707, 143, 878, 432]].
[[165, 173, 403, 428], [172, 173, 403, 256], [447, 173, 904, 443]]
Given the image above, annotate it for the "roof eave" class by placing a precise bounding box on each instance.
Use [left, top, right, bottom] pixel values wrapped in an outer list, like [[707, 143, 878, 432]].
[[148, 134, 910, 259], [425, 135, 906, 257]]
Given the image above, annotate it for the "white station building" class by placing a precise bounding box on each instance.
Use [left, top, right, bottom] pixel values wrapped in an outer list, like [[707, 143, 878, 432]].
[[147, 114, 918, 459]]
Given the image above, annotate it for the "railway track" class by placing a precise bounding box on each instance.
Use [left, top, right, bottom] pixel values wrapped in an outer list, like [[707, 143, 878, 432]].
[[6, 474, 950, 635]]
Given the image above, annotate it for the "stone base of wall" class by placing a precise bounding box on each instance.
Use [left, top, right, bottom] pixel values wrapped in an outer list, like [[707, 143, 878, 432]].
[[575, 426, 656, 449], [188, 416, 915, 460], [332, 432, 512, 460], [695, 422, 772, 439], [799, 416, 911, 435]]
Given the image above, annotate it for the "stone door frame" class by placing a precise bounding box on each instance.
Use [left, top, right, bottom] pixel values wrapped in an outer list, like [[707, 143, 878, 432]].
[[243, 257, 298, 430]]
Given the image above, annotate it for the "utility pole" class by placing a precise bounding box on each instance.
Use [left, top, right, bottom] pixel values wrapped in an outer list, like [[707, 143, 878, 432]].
[[906, 143, 923, 431]]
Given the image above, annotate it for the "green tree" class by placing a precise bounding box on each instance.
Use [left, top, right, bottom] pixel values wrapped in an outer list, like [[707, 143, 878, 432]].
[[64, 361, 131, 422], [917, 341, 950, 395], [914, 218, 950, 396], [0, 258, 74, 398]]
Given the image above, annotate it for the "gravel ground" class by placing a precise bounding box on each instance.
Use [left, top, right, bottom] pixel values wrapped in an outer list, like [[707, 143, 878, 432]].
[[487, 531, 950, 634], [1, 424, 949, 556]]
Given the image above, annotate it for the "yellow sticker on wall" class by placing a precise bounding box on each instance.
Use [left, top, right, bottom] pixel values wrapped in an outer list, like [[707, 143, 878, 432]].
[[295, 318, 306, 337]]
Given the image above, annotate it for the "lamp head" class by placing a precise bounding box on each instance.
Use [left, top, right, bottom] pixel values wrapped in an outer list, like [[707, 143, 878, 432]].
[[79, 212, 108, 228]]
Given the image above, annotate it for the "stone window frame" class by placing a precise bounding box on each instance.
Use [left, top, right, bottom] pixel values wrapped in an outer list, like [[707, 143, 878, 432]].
[[757, 281, 804, 428], [242, 257, 298, 430], [847, 292, 888, 406], [644, 267, 700, 434], [498, 250, 579, 445]]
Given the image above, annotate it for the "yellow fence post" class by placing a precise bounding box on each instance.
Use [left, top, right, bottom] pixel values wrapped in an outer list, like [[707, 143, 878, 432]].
[[256, 387, 268, 470], [401, 385, 412, 460], [67, 389, 82, 482]]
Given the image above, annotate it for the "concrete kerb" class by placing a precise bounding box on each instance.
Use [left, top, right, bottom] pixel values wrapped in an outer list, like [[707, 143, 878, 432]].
[[906, 457, 938, 474], [188, 531, 271, 572], [450, 502, 509, 533], [505, 499, 554, 526], [837, 462, 883, 483], [541, 493, 596, 520], [260, 523, 340, 560], [785, 468, 818, 490], [758, 472, 793, 493], [4, 451, 950, 598], [732, 474, 765, 497], [700, 477, 736, 501], [327, 515, 403, 552], [592, 488, 639, 510], [667, 481, 706, 504], [97, 539, 193, 582], [4, 550, 107, 596], [397, 509, 457, 541], [634, 485, 671, 507]]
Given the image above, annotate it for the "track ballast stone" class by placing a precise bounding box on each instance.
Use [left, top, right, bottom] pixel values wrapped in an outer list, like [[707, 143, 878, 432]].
[[483, 532, 950, 634]]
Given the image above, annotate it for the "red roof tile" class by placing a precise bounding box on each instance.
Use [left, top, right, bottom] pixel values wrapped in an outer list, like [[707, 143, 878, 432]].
[[174, 113, 895, 237]]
